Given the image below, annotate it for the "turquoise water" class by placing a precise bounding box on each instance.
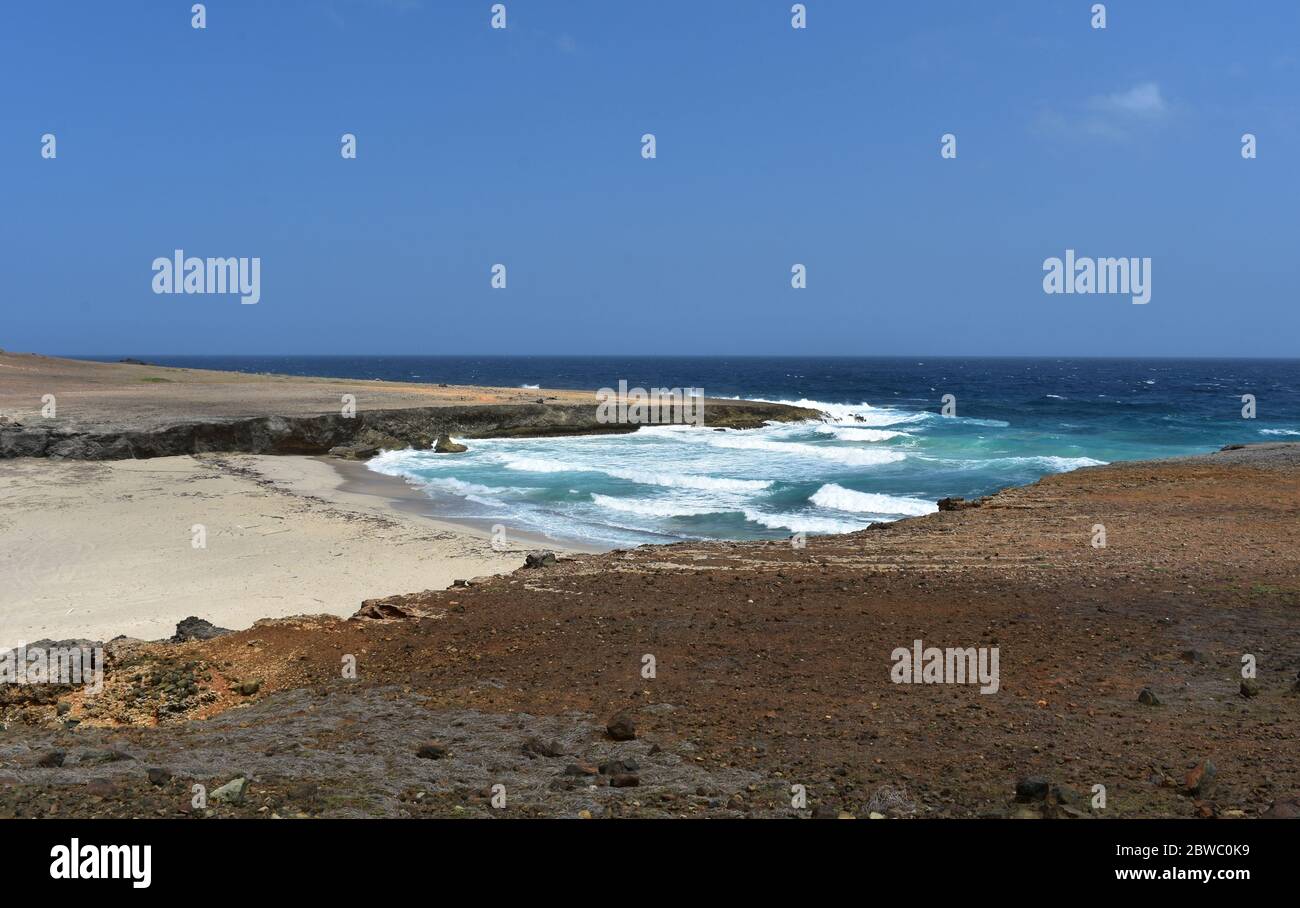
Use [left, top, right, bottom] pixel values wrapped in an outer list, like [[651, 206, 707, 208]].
[[86, 355, 1300, 549]]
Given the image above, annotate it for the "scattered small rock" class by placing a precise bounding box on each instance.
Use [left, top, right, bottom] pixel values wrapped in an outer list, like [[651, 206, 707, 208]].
[[211, 777, 249, 805], [416, 742, 448, 760], [599, 759, 639, 775], [521, 737, 566, 759], [605, 713, 637, 741], [1015, 777, 1050, 802], [1261, 796, 1300, 819], [85, 779, 120, 798], [609, 773, 640, 788], [1050, 784, 1079, 806], [1184, 760, 1216, 797]]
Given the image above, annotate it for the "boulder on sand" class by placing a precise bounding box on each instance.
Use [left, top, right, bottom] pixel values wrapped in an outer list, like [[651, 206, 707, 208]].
[[525, 551, 557, 569]]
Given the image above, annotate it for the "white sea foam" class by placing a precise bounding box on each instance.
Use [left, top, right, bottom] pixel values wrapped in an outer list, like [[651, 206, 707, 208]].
[[813, 425, 908, 442], [428, 477, 516, 498], [809, 483, 936, 517], [493, 454, 575, 474], [590, 494, 725, 518], [929, 454, 1106, 472], [741, 508, 868, 534], [702, 435, 907, 466], [743, 397, 929, 427], [1260, 428, 1300, 436], [490, 453, 773, 492], [956, 417, 1012, 428]]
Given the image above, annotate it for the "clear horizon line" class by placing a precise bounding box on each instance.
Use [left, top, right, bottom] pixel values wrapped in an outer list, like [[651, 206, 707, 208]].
[[48, 352, 1300, 362]]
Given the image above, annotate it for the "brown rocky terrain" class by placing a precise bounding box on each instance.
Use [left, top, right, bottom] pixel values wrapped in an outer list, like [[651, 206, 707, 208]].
[[2, 444, 1297, 819]]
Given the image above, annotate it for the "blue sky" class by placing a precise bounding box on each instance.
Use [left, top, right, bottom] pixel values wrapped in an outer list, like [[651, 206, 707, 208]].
[[1, 1, 1297, 356]]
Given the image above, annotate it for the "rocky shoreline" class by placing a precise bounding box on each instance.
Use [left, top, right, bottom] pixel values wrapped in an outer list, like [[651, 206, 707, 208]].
[[0, 352, 815, 460], [2, 443, 1297, 819]]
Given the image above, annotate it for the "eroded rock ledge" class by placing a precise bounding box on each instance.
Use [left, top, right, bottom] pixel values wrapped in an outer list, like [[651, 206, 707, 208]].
[[1, 400, 814, 460], [0, 353, 816, 460]]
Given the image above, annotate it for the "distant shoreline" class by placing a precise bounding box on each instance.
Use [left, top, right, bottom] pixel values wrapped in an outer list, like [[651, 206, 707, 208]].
[[0, 351, 815, 460]]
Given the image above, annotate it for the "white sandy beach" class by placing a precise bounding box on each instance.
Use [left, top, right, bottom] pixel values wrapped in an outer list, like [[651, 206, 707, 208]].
[[0, 454, 541, 645]]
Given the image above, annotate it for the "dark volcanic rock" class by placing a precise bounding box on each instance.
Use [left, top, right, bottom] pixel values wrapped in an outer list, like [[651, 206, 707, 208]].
[[609, 773, 640, 788], [434, 434, 468, 453], [170, 616, 232, 643], [605, 713, 637, 741], [416, 742, 448, 760], [1015, 777, 1050, 802], [599, 759, 639, 776], [147, 767, 172, 786], [524, 551, 557, 569], [521, 737, 566, 759], [1240, 678, 1261, 698], [1138, 687, 1162, 706]]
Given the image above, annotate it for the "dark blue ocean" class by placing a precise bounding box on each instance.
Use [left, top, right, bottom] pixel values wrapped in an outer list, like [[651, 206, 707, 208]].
[[81, 356, 1300, 547]]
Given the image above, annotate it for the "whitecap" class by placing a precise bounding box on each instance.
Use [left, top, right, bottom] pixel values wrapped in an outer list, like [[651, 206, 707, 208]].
[[813, 425, 908, 442], [491, 453, 773, 492], [590, 494, 726, 518], [809, 483, 936, 517], [703, 435, 907, 466], [741, 508, 868, 534]]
